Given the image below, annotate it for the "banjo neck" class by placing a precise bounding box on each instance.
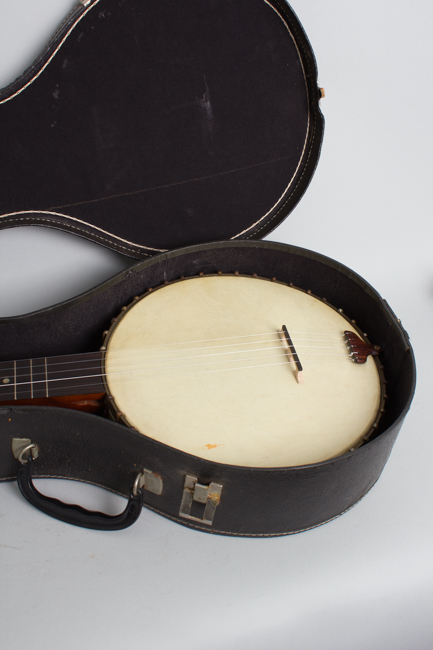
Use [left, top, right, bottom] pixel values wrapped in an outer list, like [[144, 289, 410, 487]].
[[0, 352, 105, 411]]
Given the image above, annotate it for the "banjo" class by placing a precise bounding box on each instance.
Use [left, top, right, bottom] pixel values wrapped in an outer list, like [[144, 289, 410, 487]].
[[0, 274, 385, 468]]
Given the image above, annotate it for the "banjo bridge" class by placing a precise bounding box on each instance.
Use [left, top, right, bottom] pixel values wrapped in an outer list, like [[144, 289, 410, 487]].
[[345, 331, 380, 364], [279, 325, 304, 384]]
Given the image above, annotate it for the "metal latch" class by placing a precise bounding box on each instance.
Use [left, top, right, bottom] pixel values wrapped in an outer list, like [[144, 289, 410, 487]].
[[179, 475, 223, 526]]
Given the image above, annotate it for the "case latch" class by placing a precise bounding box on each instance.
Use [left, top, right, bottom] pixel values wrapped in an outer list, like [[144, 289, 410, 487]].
[[179, 475, 222, 525]]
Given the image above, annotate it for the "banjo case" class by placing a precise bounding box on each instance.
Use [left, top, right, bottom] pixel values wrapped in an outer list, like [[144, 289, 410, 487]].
[[0, 0, 415, 536]]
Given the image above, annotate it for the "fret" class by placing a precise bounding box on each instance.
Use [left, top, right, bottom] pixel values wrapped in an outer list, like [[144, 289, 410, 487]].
[[11, 358, 49, 400], [31, 358, 51, 398], [15, 359, 32, 400], [46, 352, 104, 397], [0, 352, 105, 402]]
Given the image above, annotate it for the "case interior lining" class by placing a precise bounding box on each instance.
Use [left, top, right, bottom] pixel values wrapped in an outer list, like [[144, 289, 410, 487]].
[[0, 0, 312, 251]]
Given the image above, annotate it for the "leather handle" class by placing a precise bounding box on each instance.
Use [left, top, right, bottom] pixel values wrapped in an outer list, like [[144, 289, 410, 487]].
[[17, 458, 142, 530]]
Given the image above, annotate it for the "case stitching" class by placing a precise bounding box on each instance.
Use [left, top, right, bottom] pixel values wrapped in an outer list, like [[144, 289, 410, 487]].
[[0, 0, 102, 105], [0, 216, 153, 257], [0, 476, 376, 536], [142, 488, 374, 537], [243, 0, 319, 240], [245, 119, 317, 240], [1, 0, 315, 245], [232, 0, 312, 239]]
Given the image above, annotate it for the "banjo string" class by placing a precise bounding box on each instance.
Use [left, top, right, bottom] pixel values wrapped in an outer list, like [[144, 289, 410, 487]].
[[2, 342, 351, 383], [2, 333, 350, 376], [1, 348, 354, 393], [24, 342, 350, 376]]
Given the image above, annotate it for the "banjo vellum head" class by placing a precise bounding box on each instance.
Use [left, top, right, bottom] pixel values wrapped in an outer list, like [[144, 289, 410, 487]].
[[105, 276, 382, 467]]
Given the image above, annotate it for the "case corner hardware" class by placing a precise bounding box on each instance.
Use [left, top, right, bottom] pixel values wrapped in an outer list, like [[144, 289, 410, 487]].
[[179, 474, 222, 526], [135, 468, 163, 495], [11, 438, 39, 464]]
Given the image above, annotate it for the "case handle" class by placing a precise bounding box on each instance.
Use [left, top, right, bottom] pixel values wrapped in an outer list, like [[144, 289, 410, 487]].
[[15, 447, 142, 531]]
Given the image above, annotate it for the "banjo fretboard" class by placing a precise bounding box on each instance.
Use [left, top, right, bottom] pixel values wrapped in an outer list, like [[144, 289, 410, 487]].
[[0, 352, 104, 401]]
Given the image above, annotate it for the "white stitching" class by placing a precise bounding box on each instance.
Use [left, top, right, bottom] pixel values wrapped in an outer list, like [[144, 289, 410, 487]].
[[0, 210, 165, 252], [0, 474, 377, 536], [246, 119, 317, 240], [243, 0, 320, 240], [142, 487, 374, 537], [0, 215, 153, 256], [231, 0, 311, 239], [0, 0, 314, 245], [0, 0, 103, 105]]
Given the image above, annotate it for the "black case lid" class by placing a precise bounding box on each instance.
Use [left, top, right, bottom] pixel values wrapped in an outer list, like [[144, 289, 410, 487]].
[[0, 0, 324, 259]]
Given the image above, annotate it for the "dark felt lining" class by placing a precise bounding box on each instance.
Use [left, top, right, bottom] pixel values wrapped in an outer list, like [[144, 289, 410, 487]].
[[0, 0, 321, 254]]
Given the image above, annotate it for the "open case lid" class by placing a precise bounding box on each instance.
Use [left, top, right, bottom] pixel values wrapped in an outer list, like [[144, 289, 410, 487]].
[[0, 0, 323, 260]]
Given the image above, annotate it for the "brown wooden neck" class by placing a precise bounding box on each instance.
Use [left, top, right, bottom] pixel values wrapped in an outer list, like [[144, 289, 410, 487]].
[[0, 351, 105, 413]]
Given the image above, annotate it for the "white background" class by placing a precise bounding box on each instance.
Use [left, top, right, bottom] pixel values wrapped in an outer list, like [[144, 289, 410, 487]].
[[0, 1, 432, 649]]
